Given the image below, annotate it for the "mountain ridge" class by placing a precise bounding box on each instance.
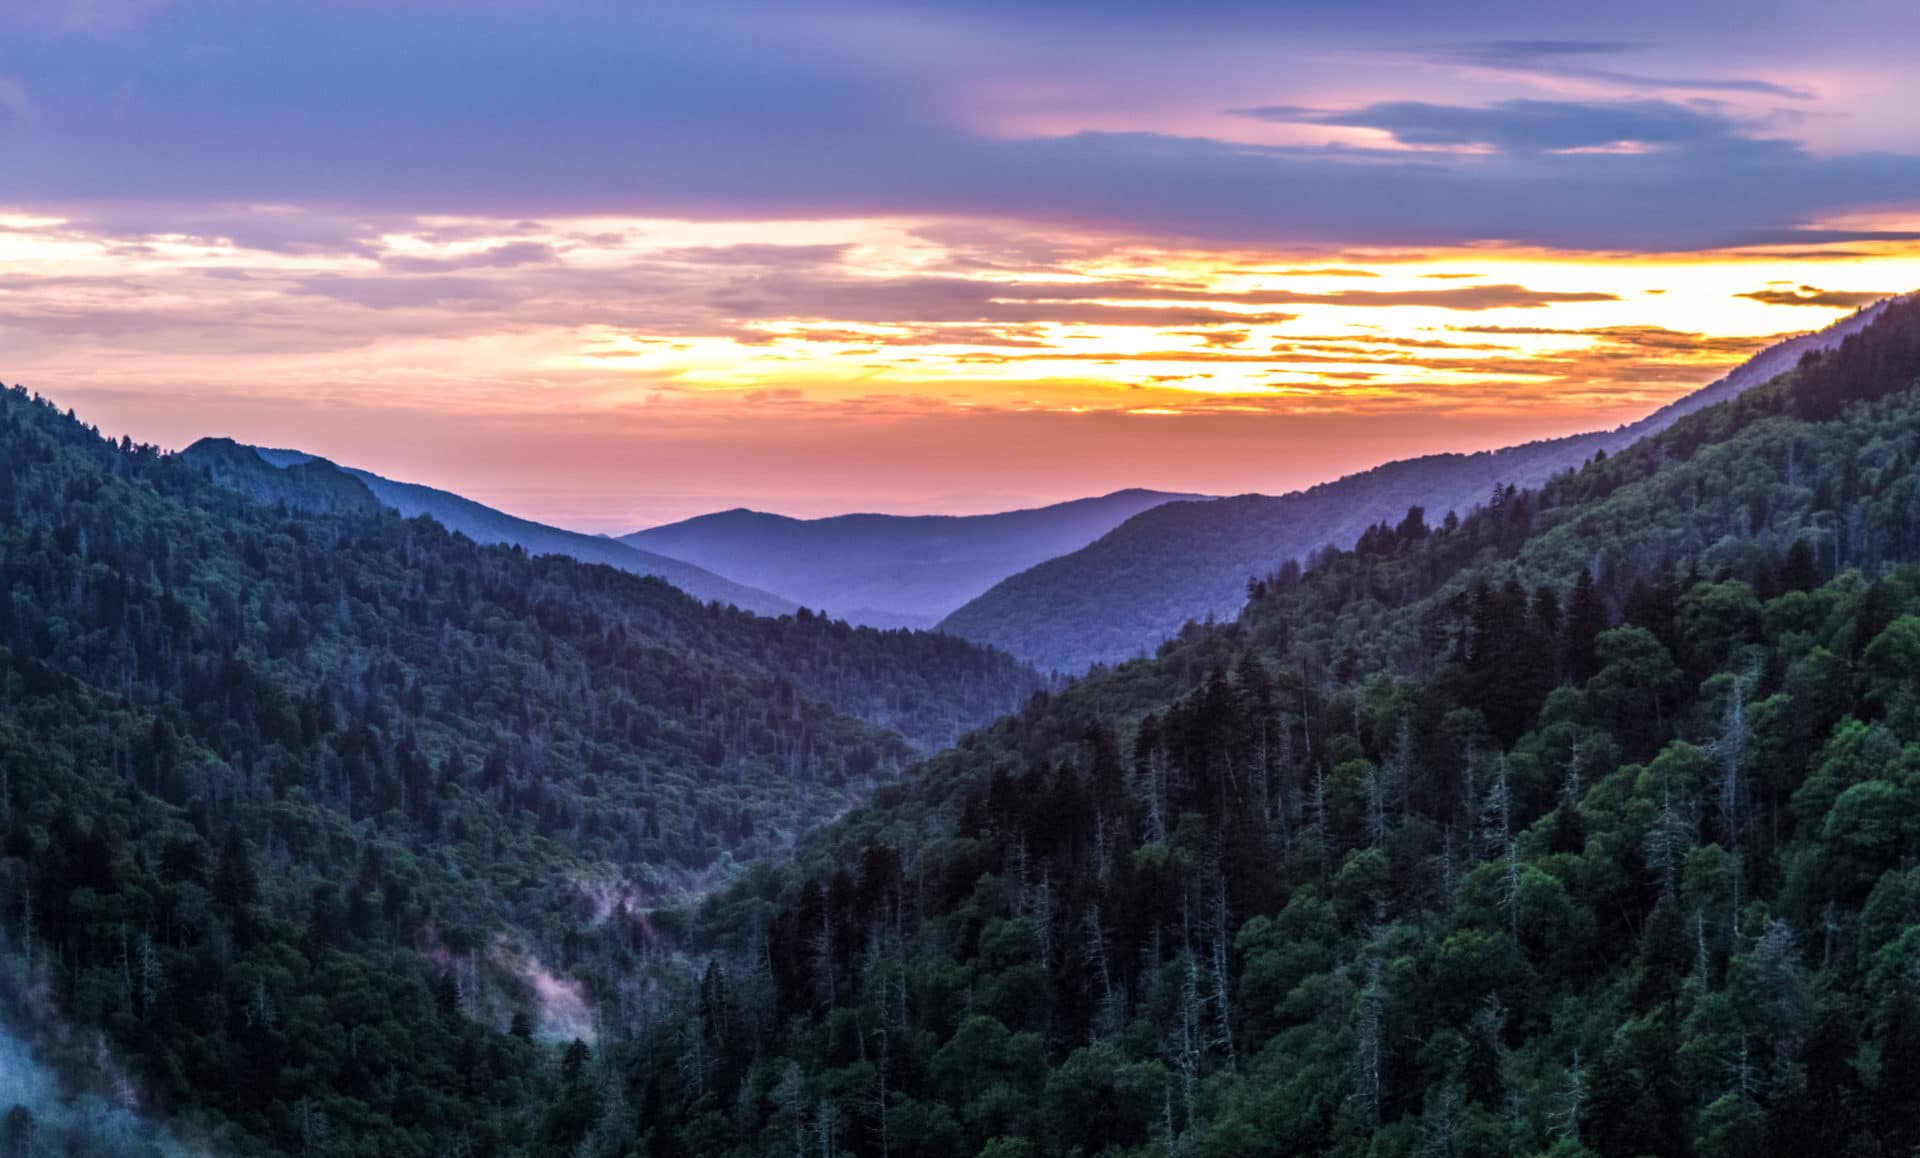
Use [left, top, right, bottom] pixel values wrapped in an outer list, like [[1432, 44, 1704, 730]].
[[624, 487, 1209, 628], [187, 440, 800, 616], [939, 298, 1903, 672]]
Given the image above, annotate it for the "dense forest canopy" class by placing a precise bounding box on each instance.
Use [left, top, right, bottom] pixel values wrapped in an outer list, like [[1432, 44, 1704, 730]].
[[6, 292, 1920, 1156], [652, 294, 1920, 1157], [0, 386, 1040, 1155]]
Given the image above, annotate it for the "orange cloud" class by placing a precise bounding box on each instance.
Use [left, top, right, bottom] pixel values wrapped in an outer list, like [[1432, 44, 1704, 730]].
[[4, 205, 1916, 527]]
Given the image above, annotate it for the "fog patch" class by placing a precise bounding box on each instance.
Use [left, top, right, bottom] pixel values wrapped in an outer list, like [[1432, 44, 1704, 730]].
[[491, 935, 596, 1043], [411, 922, 597, 1043], [0, 1015, 225, 1157]]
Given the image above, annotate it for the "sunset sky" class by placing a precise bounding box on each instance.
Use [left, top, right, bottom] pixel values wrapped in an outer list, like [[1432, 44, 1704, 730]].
[[6, 0, 1920, 530]]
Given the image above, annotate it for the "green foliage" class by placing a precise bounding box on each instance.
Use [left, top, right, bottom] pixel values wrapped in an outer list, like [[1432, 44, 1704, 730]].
[[651, 302, 1920, 1155], [0, 383, 1041, 1154], [13, 296, 1920, 1155]]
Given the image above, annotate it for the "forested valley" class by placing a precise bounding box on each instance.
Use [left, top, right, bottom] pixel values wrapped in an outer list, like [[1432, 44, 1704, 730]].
[[0, 388, 1040, 1155], [8, 294, 1920, 1157]]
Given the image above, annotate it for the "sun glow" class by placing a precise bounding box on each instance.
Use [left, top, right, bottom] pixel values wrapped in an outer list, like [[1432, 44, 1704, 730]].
[[541, 225, 1920, 416], [4, 204, 1918, 524]]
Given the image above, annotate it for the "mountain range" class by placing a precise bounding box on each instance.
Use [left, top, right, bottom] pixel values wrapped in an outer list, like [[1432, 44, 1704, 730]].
[[179, 303, 1897, 675], [622, 489, 1205, 628], [182, 443, 1203, 633], [938, 299, 1901, 673], [183, 439, 799, 616], [9, 293, 1920, 1155], [175, 303, 1898, 680]]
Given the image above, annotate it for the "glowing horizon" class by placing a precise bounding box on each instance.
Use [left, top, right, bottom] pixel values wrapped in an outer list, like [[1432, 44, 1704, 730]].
[[7, 2, 1920, 530], [3, 204, 1912, 530]]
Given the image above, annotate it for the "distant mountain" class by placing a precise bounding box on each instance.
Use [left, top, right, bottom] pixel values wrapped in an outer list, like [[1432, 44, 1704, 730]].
[[623, 488, 1206, 628], [940, 299, 1901, 672], [182, 440, 798, 616]]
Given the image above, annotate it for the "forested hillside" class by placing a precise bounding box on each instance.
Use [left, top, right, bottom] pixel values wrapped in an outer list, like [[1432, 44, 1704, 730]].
[[0, 388, 1041, 1155], [617, 294, 1920, 1156], [199, 441, 801, 617], [9, 289, 1920, 1157], [943, 302, 1896, 674]]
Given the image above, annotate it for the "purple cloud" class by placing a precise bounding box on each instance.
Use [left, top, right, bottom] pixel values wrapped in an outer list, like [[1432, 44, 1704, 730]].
[[3, 1, 1919, 252], [1240, 99, 1743, 153]]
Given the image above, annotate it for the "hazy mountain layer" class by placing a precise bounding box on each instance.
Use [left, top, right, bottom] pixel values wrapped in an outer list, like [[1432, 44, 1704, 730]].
[[941, 300, 1899, 673], [625, 489, 1206, 629]]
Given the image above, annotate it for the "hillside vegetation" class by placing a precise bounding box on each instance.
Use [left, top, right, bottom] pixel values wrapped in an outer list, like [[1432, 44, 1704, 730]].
[[632, 294, 1920, 1157], [9, 293, 1920, 1156], [0, 390, 1040, 1154]]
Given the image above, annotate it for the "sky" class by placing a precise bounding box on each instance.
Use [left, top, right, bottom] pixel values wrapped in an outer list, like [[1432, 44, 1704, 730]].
[[4, 1, 1920, 530]]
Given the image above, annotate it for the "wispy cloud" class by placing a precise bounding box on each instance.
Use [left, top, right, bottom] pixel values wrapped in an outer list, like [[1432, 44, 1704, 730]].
[[1735, 284, 1896, 308], [4, 1, 1920, 521], [1238, 99, 1741, 154], [3, 2, 1918, 251], [1434, 40, 1816, 99], [382, 241, 558, 274]]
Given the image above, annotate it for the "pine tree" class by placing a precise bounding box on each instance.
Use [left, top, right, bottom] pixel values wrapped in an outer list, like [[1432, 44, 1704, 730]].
[[1565, 568, 1607, 685], [1782, 539, 1820, 592], [1553, 1049, 1585, 1143], [213, 826, 260, 910]]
